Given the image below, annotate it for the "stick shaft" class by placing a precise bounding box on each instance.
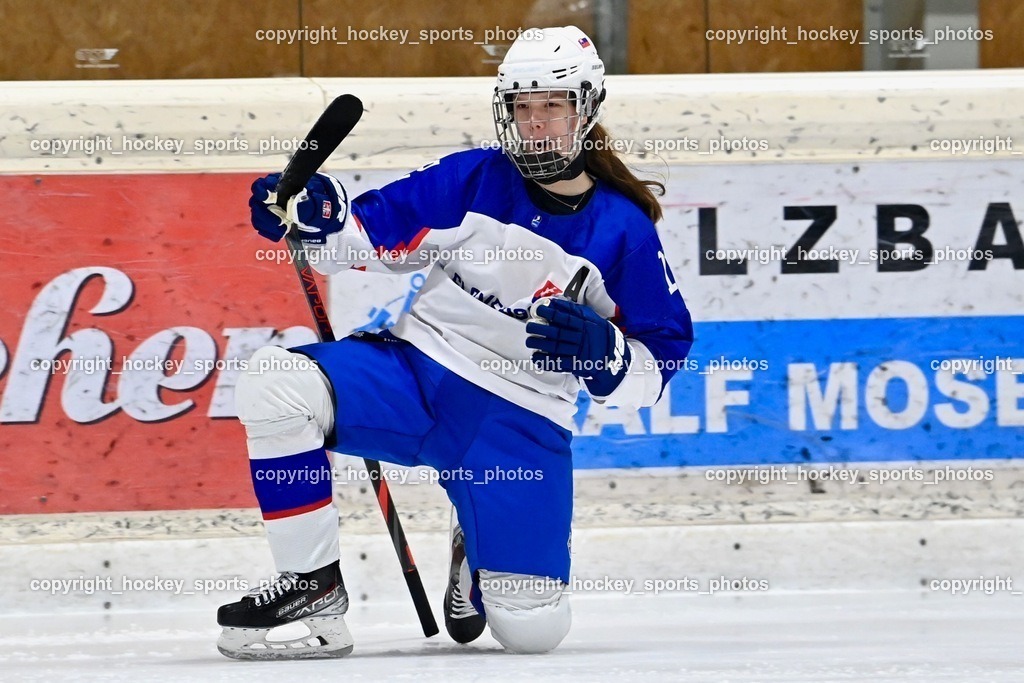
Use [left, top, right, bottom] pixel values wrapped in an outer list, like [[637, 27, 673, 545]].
[[270, 94, 439, 637]]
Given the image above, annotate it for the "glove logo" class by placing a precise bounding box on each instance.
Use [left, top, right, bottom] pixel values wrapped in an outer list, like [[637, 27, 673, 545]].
[[532, 280, 562, 301], [321, 200, 332, 219], [608, 327, 627, 377]]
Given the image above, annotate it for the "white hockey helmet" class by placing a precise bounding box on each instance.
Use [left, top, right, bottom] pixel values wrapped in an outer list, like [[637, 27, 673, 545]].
[[492, 26, 607, 181]]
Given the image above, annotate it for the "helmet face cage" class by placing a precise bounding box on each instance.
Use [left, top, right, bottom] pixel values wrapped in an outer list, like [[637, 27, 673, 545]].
[[492, 85, 601, 181]]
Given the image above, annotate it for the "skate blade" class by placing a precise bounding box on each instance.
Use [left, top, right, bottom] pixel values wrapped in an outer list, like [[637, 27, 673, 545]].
[[217, 613, 354, 660]]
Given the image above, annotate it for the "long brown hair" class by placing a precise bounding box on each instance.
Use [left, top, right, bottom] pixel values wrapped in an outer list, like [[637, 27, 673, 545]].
[[584, 123, 665, 223]]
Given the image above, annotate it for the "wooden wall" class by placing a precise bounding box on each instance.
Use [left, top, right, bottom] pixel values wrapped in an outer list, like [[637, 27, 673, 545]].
[[707, 0, 862, 73], [0, 0, 1021, 80], [979, 0, 1024, 68], [0, 0, 301, 79]]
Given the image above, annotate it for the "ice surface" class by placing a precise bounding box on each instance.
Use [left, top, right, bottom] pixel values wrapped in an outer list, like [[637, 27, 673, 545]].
[[2, 590, 1023, 682]]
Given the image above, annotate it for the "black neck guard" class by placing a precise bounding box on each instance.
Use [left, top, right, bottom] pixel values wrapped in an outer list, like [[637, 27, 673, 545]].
[[534, 150, 588, 185]]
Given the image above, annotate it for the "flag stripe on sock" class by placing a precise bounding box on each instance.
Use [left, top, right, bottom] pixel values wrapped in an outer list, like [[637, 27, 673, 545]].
[[262, 496, 333, 520], [250, 448, 333, 516]]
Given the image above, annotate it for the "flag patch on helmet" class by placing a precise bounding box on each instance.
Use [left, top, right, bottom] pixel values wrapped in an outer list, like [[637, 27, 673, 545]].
[[578, 37, 590, 48], [322, 200, 332, 219]]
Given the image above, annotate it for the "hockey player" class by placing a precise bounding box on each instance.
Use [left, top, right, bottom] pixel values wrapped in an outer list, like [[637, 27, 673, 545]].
[[217, 25, 693, 659]]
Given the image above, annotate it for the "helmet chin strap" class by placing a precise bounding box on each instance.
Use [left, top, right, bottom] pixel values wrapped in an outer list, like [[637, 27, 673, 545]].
[[534, 149, 588, 185]]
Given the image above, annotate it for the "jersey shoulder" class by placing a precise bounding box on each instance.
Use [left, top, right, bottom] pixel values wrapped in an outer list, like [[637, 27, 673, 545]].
[[435, 147, 511, 181], [591, 182, 660, 249], [566, 181, 661, 278], [360, 147, 507, 213]]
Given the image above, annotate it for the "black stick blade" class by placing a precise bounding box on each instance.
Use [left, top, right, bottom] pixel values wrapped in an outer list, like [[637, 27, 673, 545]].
[[275, 94, 363, 206]]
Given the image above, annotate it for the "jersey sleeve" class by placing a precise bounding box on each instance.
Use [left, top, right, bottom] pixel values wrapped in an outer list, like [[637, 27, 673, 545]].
[[591, 232, 693, 409], [307, 151, 485, 275]]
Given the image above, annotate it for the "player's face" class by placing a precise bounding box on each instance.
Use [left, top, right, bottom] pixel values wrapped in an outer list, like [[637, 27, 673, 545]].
[[512, 90, 579, 156]]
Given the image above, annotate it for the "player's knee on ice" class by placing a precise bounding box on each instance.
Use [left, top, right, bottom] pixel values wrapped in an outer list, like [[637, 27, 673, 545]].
[[235, 346, 335, 447], [478, 570, 571, 654]]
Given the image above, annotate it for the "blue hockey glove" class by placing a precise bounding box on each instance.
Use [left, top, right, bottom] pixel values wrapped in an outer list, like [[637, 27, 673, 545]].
[[248, 173, 288, 242], [525, 297, 632, 397], [248, 172, 348, 244]]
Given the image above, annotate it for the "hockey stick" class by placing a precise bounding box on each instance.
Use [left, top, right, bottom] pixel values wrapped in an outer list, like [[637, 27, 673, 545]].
[[272, 94, 439, 638]]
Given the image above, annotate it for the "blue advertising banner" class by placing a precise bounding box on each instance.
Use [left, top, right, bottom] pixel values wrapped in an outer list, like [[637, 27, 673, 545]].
[[571, 316, 1024, 468]]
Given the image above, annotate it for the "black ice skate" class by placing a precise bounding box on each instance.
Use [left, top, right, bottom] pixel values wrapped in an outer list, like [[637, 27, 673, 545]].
[[217, 560, 353, 659], [444, 516, 487, 644]]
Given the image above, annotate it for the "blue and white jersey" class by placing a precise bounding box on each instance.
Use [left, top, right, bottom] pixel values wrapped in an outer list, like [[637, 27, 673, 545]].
[[307, 148, 693, 429]]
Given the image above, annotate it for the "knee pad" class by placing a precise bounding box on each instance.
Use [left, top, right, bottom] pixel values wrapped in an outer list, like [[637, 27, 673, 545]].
[[235, 346, 335, 448], [478, 570, 571, 654]]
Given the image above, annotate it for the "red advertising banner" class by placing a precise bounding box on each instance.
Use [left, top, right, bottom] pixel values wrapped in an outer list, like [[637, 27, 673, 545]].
[[0, 173, 321, 514]]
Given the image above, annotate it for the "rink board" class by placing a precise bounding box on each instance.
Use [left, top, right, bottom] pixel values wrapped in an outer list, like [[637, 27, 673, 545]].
[[573, 315, 1024, 468], [327, 161, 1024, 468], [2, 145, 1023, 514], [0, 173, 299, 514]]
